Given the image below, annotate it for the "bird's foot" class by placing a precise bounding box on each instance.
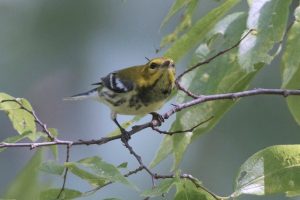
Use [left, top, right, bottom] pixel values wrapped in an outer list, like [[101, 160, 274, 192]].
[[150, 112, 164, 126]]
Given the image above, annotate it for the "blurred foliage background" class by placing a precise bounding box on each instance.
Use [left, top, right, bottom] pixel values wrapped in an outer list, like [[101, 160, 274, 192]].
[[0, 0, 300, 199]]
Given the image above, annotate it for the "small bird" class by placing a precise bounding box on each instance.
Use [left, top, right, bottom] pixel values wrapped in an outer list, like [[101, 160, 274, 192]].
[[65, 57, 176, 141]]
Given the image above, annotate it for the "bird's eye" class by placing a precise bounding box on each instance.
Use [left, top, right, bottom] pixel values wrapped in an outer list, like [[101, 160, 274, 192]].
[[149, 62, 159, 69]]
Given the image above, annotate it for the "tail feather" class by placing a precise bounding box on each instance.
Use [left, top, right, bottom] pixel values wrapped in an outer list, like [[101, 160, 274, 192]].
[[64, 88, 99, 101]]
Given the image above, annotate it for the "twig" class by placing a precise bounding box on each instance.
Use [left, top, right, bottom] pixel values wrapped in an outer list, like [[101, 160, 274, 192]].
[[176, 29, 254, 82], [0, 99, 55, 141], [152, 116, 213, 135], [57, 144, 72, 199], [154, 173, 224, 200], [122, 139, 156, 187]]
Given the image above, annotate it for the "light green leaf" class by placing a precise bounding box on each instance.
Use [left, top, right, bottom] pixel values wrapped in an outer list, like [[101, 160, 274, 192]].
[[107, 115, 143, 137], [233, 145, 300, 198], [48, 128, 59, 159], [65, 162, 107, 187], [160, 0, 199, 49], [150, 135, 173, 168], [160, 0, 191, 28], [0, 93, 37, 140], [172, 132, 192, 170], [142, 178, 177, 197], [164, 0, 240, 61], [238, 0, 292, 71], [40, 188, 82, 200], [281, 6, 300, 125], [174, 179, 216, 200], [5, 149, 43, 200], [40, 160, 65, 176]]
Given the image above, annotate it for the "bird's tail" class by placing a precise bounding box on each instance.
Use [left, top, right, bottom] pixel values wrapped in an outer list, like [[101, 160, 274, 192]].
[[63, 88, 99, 101]]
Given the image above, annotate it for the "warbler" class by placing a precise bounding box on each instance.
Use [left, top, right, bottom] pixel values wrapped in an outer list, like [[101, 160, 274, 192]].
[[65, 57, 176, 141]]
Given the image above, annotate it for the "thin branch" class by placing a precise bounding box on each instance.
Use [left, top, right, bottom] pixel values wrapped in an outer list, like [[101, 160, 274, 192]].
[[121, 139, 156, 187], [57, 144, 72, 199], [152, 116, 213, 135], [1, 88, 300, 149], [154, 173, 224, 200], [176, 29, 254, 82], [163, 88, 300, 119], [0, 99, 55, 141]]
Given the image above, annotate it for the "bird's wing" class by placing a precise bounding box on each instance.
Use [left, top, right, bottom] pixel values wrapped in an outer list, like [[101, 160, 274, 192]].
[[100, 72, 134, 93]]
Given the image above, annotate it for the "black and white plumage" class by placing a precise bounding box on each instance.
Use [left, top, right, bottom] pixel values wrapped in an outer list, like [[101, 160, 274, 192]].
[[99, 72, 133, 93]]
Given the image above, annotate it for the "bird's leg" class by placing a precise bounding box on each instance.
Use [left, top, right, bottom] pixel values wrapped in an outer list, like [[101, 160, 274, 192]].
[[111, 112, 131, 142], [150, 112, 164, 126]]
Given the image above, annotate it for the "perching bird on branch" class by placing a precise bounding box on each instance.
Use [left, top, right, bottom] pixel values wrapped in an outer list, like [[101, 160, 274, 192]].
[[64, 57, 176, 141]]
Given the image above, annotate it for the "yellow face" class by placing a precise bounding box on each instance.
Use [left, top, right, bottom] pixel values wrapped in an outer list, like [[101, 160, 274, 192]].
[[144, 57, 175, 75]]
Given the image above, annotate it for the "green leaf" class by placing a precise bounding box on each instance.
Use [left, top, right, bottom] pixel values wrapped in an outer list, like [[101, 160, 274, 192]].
[[71, 156, 137, 190], [117, 162, 128, 169], [48, 128, 59, 159], [238, 0, 292, 71], [150, 135, 173, 168], [154, 12, 265, 169], [0, 93, 37, 140], [233, 145, 300, 198], [164, 0, 240, 61], [160, 0, 191, 28], [281, 6, 300, 125], [5, 149, 43, 200], [65, 162, 107, 187], [160, 0, 199, 49], [40, 160, 65, 176], [142, 178, 177, 197], [174, 179, 216, 200], [172, 132, 192, 170], [107, 115, 143, 137], [40, 188, 82, 200]]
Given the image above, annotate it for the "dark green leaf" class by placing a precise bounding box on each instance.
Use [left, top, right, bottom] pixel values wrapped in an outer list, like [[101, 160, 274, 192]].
[[5, 149, 43, 200], [233, 145, 300, 198], [238, 0, 292, 71], [164, 0, 240, 61], [40, 188, 82, 200], [40, 160, 65, 176], [142, 178, 177, 197], [174, 179, 216, 200], [281, 6, 300, 125]]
